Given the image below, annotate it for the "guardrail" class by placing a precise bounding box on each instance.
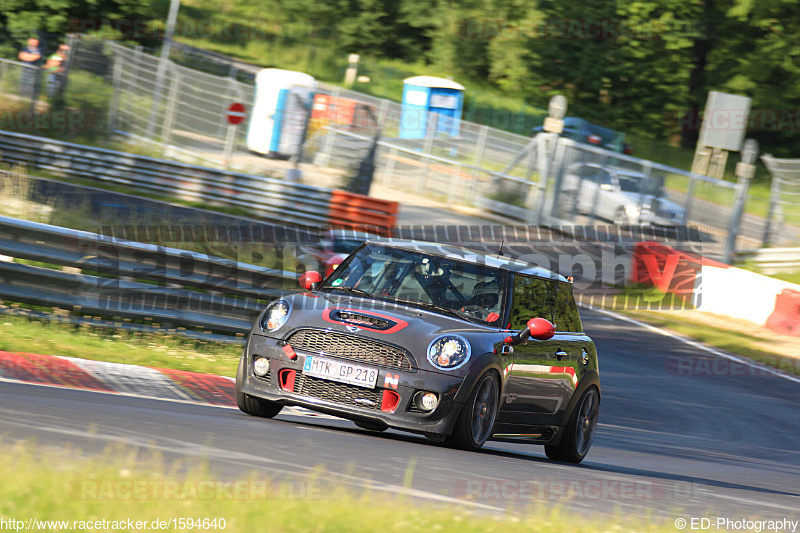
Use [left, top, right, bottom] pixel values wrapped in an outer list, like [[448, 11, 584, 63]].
[[738, 247, 800, 275], [0, 215, 297, 334], [0, 130, 332, 228]]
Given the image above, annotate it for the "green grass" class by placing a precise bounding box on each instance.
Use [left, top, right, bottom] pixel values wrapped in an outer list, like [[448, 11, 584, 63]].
[[770, 271, 800, 285], [0, 441, 678, 533], [0, 314, 240, 377]]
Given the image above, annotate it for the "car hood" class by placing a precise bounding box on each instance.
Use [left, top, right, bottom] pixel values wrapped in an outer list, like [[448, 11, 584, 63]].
[[257, 291, 505, 366]]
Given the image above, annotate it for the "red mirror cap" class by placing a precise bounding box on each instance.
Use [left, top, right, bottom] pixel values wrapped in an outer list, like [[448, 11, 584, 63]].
[[527, 317, 555, 340], [299, 271, 323, 291]]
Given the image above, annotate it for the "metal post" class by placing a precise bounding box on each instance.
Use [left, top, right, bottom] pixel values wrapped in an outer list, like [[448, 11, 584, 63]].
[[222, 122, 237, 170], [531, 134, 551, 225], [684, 174, 697, 223], [723, 141, 758, 262], [108, 55, 124, 131], [447, 164, 461, 204], [761, 155, 781, 247], [161, 72, 181, 147], [316, 86, 341, 167], [469, 125, 489, 203], [636, 160, 653, 225], [419, 112, 438, 193], [383, 146, 398, 187], [223, 78, 246, 170], [377, 99, 390, 132], [522, 140, 539, 217], [146, 0, 181, 138]]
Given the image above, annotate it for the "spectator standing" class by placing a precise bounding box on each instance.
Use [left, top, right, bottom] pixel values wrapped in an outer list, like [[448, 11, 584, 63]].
[[17, 37, 42, 97], [43, 44, 69, 98]]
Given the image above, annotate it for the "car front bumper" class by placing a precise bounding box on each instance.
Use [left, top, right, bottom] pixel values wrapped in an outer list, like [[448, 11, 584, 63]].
[[238, 334, 468, 436]]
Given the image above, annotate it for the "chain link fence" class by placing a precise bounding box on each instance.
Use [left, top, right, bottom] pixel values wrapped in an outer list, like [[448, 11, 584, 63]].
[[0, 58, 41, 109], [1, 37, 773, 261], [761, 155, 800, 247]]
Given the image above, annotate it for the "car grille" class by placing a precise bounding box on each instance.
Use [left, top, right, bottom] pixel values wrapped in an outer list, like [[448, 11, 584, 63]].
[[287, 329, 413, 371], [295, 373, 382, 411]]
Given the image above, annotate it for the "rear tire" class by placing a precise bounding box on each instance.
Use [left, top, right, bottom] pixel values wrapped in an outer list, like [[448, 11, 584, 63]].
[[445, 372, 500, 452], [545, 386, 599, 464], [235, 354, 283, 418]]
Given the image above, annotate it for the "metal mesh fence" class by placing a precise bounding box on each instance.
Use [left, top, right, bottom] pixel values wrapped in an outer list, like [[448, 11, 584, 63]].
[[761, 155, 800, 247], [1, 37, 764, 260], [0, 59, 40, 108], [547, 138, 741, 257], [104, 41, 255, 163]]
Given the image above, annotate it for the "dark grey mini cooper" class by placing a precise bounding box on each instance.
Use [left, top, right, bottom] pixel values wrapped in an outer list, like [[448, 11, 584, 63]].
[[236, 240, 600, 463]]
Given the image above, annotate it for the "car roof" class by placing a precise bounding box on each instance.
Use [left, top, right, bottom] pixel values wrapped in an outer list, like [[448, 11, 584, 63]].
[[365, 239, 568, 282]]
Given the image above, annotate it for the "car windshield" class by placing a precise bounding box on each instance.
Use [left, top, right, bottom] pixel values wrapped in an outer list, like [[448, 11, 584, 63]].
[[618, 173, 664, 195], [320, 244, 507, 324]]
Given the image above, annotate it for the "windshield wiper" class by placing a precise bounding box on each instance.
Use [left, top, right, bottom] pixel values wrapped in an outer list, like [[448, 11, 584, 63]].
[[325, 286, 374, 299], [389, 297, 474, 322]]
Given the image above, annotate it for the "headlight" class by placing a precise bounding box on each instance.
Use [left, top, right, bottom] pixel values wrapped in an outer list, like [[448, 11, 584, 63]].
[[427, 335, 471, 370], [260, 299, 291, 333]]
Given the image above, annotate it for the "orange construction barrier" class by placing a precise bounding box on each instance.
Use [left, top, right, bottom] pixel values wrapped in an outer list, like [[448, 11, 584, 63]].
[[766, 289, 800, 337], [327, 190, 398, 236]]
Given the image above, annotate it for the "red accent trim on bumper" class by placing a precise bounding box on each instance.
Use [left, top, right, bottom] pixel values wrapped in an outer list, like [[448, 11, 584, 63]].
[[279, 369, 296, 392], [381, 390, 401, 412]]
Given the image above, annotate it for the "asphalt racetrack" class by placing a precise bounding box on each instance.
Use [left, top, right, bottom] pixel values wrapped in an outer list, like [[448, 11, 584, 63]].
[[1, 307, 798, 520]]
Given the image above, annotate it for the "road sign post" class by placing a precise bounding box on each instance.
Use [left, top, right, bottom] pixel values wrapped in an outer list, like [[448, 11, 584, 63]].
[[224, 102, 246, 170]]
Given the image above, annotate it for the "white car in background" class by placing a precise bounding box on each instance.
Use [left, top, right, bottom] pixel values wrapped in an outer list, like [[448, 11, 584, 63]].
[[559, 163, 686, 226]]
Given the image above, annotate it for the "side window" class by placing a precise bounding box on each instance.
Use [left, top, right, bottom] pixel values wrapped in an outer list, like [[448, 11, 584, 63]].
[[552, 282, 582, 332], [509, 275, 553, 330]]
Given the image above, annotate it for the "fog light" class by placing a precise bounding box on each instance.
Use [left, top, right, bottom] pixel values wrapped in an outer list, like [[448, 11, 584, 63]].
[[253, 357, 270, 377], [416, 392, 439, 412]]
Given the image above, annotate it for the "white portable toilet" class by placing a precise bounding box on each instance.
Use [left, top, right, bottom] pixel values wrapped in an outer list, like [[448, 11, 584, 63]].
[[247, 69, 317, 159]]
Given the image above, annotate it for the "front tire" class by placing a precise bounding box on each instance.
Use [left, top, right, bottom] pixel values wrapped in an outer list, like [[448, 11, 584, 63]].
[[235, 354, 283, 418], [445, 372, 500, 451], [545, 386, 599, 463]]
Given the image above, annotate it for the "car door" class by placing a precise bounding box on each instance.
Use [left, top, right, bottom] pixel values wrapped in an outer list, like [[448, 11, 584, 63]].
[[495, 274, 573, 431]]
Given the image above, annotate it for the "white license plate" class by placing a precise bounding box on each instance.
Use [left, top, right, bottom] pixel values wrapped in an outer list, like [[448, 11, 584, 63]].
[[302, 356, 379, 389]]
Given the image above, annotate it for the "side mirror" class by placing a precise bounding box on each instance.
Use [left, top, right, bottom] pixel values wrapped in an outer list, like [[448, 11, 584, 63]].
[[527, 317, 555, 340], [503, 317, 555, 345], [299, 271, 323, 291]]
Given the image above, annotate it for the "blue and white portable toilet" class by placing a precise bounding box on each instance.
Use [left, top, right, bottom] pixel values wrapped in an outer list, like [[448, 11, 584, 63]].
[[247, 69, 317, 159], [399, 76, 465, 139]]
